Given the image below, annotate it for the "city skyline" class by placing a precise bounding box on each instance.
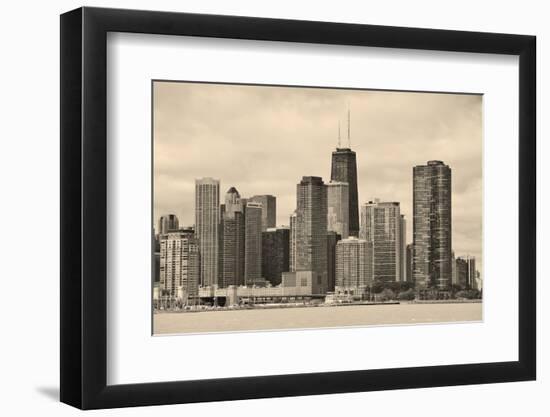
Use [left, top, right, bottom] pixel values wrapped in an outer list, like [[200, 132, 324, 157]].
[[156, 163, 477, 291], [154, 81, 482, 270]]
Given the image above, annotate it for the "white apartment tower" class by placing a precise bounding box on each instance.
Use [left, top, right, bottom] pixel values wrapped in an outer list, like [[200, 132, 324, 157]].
[[159, 229, 200, 300], [335, 237, 370, 293], [360, 200, 403, 283]]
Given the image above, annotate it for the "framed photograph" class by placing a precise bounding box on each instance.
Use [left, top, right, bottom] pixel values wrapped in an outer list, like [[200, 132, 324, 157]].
[[60, 6, 536, 409]]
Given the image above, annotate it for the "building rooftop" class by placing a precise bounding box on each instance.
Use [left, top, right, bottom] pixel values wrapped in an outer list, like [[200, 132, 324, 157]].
[[365, 200, 400, 206], [300, 176, 324, 185], [195, 177, 220, 184], [250, 194, 275, 199], [266, 226, 289, 232]]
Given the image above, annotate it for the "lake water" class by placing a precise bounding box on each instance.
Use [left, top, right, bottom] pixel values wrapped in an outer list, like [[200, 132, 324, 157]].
[[153, 302, 482, 335]]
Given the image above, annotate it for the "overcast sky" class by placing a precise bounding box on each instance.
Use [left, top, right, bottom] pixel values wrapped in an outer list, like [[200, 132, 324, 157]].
[[154, 81, 482, 269]]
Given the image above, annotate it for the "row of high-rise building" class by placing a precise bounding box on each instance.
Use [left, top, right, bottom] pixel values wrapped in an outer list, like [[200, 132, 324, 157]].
[[194, 180, 279, 290], [157, 137, 479, 302]]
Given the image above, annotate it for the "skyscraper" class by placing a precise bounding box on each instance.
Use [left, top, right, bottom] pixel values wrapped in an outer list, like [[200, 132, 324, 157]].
[[399, 215, 406, 282], [360, 200, 403, 283], [154, 234, 161, 283], [326, 231, 342, 292], [456, 255, 476, 290], [327, 181, 349, 239], [244, 201, 263, 285], [295, 176, 328, 290], [249, 195, 276, 232], [154, 252, 161, 283], [159, 228, 200, 300], [413, 160, 452, 289], [158, 214, 179, 235], [195, 178, 220, 287], [451, 250, 457, 285], [406, 243, 413, 283], [330, 115, 359, 237], [330, 148, 359, 236], [335, 237, 370, 294], [261, 227, 290, 286], [219, 187, 245, 287], [289, 211, 298, 272]]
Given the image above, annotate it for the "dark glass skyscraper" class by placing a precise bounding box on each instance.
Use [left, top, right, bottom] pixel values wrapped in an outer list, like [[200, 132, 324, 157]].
[[406, 243, 413, 283], [249, 195, 276, 232], [330, 148, 359, 236], [261, 227, 290, 286], [219, 187, 245, 287], [244, 201, 263, 285], [326, 231, 342, 292], [412, 160, 452, 289]]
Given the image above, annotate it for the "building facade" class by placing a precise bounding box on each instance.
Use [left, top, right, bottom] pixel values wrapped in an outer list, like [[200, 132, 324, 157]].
[[200, 270, 328, 306], [456, 255, 476, 290], [406, 243, 413, 284], [400, 214, 406, 282], [330, 147, 359, 237], [154, 234, 161, 283], [335, 237, 370, 294], [412, 160, 452, 289], [261, 227, 290, 286], [326, 231, 342, 292], [219, 187, 245, 288], [327, 181, 349, 239], [159, 228, 200, 300], [360, 200, 403, 283], [451, 250, 457, 285], [289, 211, 298, 272], [249, 195, 276, 232], [295, 176, 328, 291], [158, 214, 179, 235], [244, 201, 263, 285], [195, 178, 220, 287]]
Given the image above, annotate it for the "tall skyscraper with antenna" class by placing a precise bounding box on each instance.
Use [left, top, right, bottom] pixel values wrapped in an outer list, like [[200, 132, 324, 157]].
[[331, 109, 359, 236]]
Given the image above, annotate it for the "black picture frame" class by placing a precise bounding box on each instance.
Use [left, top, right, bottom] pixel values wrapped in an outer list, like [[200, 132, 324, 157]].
[[60, 6, 536, 410]]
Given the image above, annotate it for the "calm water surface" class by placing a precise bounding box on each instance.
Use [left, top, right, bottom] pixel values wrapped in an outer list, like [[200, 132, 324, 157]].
[[153, 302, 482, 335]]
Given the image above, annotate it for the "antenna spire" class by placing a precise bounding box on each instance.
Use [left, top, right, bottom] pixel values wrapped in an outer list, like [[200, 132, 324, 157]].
[[338, 121, 341, 148], [347, 106, 351, 147]]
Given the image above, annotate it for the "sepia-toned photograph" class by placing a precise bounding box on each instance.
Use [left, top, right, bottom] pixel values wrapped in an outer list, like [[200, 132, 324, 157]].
[[152, 80, 483, 335]]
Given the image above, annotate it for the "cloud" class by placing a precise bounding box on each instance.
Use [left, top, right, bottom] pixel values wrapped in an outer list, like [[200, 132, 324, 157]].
[[154, 81, 483, 270]]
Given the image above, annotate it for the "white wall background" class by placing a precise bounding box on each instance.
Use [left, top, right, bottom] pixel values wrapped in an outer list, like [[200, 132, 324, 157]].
[[0, 0, 545, 415]]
